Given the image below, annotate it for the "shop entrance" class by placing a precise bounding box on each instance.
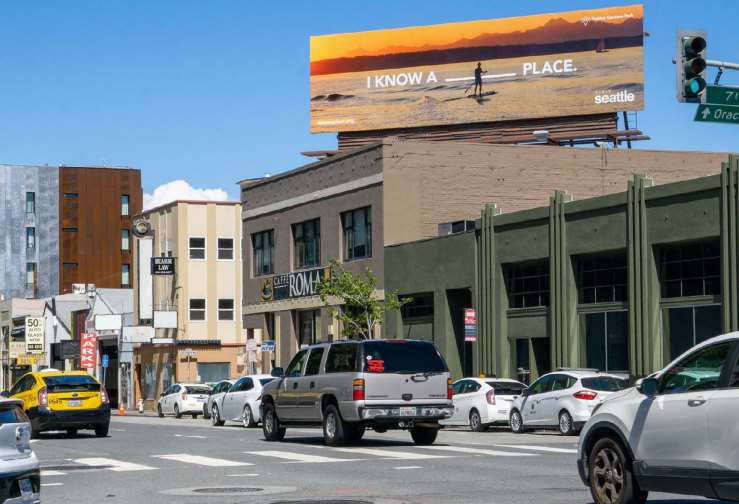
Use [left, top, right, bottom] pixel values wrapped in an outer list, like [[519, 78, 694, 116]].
[[448, 289, 473, 377]]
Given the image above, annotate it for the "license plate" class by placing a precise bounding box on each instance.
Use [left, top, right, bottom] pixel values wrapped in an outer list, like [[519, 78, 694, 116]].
[[19, 478, 33, 498], [68, 399, 82, 407], [399, 407, 416, 416]]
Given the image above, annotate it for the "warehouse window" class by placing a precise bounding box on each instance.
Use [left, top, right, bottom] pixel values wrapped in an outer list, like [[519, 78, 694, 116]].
[[121, 195, 130, 216], [218, 299, 234, 321], [189, 299, 206, 321], [505, 260, 549, 309], [578, 252, 627, 304], [667, 304, 722, 360], [121, 264, 130, 286], [189, 237, 206, 260], [121, 229, 130, 251], [401, 293, 434, 319], [660, 239, 720, 298], [252, 230, 274, 276], [584, 311, 628, 372], [217, 238, 234, 260], [26, 192, 35, 214], [25, 263, 36, 289], [293, 218, 320, 269], [342, 207, 372, 260], [26, 228, 36, 250], [63, 192, 79, 199]]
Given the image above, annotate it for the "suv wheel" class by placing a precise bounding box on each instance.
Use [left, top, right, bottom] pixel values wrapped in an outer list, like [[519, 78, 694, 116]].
[[558, 410, 575, 436], [469, 409, 485, 432], [262, 402, 286, 441], [323, 404, 347, 446], [589, 437, 647, 504], [410, 426, 438, 445], [211, 405, 224, 426], [510, 410, 525, 434]]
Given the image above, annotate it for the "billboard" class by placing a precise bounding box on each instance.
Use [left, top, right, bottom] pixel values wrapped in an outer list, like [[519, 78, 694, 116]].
[[310, 5, 644, 132], [25, 316, 44, 354], [80, 332, 98, 369]]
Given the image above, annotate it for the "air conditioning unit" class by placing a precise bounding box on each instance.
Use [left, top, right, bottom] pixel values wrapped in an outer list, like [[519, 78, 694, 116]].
[[437, 220, 476, 236]]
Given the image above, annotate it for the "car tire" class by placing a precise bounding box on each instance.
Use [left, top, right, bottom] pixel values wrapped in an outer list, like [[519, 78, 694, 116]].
[[202, 404, 210, 419], [94, 424, 109, 438], [262, 402, 286, 441], [469, 409, 485, 432], [66, 428, 77, 437], [346, 423, 365, 443], [558, 410, 576, 436], [510, 409, 525, 434], [157, 404, 164, 418], [174, 404, 182, 419], [410, 426, 438, 445], [322, 404, 347, 446], [191, 413, 198, 419], [211, 405, 224, 426], [242, 405, 257, 428], [589, 437, 647, 504]]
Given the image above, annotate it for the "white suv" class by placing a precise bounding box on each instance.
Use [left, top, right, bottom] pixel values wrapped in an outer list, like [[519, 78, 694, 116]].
[[577, 332, 739, 504], [509, 370, 628, 435]]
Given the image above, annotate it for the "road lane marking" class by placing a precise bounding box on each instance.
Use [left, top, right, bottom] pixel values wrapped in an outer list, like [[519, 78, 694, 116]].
[[418, 445, 536, 457], [74, 458, 157, 472], [395, 466, 422, 470], [490, 444, 578, 454], [154, 454, 252, 467], [251, 450, 360, 463], [227, 473, 260, 477], [174, 434, 207, 439], [42, 482, 63, 487], [112, 428, 126, 432], [29, 440, 39, 444], [329, 447, 449, 460], [41, 470, 66, 476]]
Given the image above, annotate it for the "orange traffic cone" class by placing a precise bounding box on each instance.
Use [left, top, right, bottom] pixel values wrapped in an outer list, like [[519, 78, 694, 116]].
[[118, 405, 125, 416]]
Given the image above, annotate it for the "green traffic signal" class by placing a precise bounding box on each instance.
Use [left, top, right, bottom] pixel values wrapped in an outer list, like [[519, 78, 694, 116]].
[[681, 34, 707, 100], [685, 77, 707, 96]]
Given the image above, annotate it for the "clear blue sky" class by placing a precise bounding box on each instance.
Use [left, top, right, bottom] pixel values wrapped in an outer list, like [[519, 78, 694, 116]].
[[1, 1, 737, 199]]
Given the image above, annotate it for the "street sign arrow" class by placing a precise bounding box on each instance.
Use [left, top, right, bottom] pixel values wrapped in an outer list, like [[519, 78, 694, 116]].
[[695, 104, 739, 124], [705, 85, 739, 106]]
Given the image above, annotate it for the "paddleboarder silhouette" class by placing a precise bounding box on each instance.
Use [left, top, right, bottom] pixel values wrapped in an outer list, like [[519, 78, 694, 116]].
[[473, 62, 487, 98]]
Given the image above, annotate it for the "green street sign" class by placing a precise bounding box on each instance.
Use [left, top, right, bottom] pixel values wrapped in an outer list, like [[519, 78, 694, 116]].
[[705, 85, 739, 106], [694, 104, 739, 124]]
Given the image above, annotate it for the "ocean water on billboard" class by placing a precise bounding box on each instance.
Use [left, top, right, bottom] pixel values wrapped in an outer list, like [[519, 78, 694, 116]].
[[310, 47, 643, 132]]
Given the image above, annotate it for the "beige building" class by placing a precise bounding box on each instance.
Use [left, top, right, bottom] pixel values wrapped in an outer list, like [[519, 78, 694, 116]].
[[132, 200, 244, 407]]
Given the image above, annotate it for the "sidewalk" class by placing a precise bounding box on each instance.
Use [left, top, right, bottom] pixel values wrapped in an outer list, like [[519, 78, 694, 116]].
[[112, 408, 159, 418]]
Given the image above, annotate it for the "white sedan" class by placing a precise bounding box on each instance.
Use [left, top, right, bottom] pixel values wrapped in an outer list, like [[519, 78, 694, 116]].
[[442, 378, 527, 431], [157, 383, 212, 419], [211, 374, 275, 428]]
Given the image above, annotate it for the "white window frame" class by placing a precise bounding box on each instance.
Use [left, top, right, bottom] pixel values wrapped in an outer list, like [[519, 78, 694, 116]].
[[217, 236, 235, 261], [217, 298, 234, 321], [189, 298, 207, 321], [188, 236, 207, 261]]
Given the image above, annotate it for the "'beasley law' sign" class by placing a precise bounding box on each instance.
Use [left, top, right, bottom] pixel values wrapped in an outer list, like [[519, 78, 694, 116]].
[[260, 267, 327, 302]]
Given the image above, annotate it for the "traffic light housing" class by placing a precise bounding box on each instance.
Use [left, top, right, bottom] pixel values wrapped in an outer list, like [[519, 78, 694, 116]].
[[676, 29, 707, 103]]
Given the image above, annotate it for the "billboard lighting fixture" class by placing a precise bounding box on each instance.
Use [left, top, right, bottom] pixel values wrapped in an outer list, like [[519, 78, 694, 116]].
[[533, 130, 550, 142]]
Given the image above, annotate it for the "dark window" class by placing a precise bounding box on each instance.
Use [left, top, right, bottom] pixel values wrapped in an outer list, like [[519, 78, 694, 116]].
[[464, 381, 481, 393], [487, 381, 526, 396], [189, 237, 206, 260], [660, 342, 732, 394], [63, 262, 78, 269], [578, 253, 627, 304], [660, 240, 720, 298], [505, 260, 549, 309], [42, 375, 99, 391], [297, 310, 318, 346], [218, 299, 234, 321], [452, 380, 467, 396], [63, 193, 79, 199], [516, 339, 530, 371], [361, 341, 447, 374], [325, 344, 359, 373], [26, 192, 35, 214], [259, 378, 275, 386], [218, 238, 234, 260], [585, 311, 628, 372], [305, 347, 325, 376], [189, 299, 206, 320], [285, 350, 308, 377], [185, 385, 213, 395], [62, 227, 78, 233], [293, 218, 320, 269], [252, 230, 274, 276], [401, 293, 434, 319], [342, 207, 372, 260], [26, 227, 35, 249], [551, 374, 573, 391], [581, 377, 628, 392], [528, 375, 553, 395], [667, 304, 722, 359]]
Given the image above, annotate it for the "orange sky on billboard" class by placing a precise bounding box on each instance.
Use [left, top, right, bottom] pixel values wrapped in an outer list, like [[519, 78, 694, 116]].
[[310, 4, 643, 62]]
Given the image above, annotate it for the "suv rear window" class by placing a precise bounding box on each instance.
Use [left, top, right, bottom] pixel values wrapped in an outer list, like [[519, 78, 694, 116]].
[[325, 344, 359, 373], [581, 377, 628, 391], [42, 375, 100, 392], [0, 404, 29, 425], [361, 341, 447, 374], [487, 381, 526, 395], [185, 386, 212, 395]]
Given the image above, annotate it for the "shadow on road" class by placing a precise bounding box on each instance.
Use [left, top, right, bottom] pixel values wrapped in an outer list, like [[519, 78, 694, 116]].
[[275, 435, 417, 448]]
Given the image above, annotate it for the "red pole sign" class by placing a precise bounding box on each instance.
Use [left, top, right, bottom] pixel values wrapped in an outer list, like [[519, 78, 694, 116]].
[[80, 332, 98, 369], [464, 309, 477, 326]]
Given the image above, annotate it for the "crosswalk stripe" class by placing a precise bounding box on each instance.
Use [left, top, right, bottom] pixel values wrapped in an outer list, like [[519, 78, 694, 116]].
[[153, 454, 253, 467], [418, 445, 536, 457], [74, 457, 157, 472], [329, 447, 449, 460], [490, 444, 578, 454], [251, 450, 359, 463], [41, 470, 67, 476]]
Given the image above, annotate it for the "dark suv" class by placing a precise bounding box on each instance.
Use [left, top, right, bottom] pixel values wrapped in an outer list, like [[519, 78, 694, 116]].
[[259, 339, 454, 446]]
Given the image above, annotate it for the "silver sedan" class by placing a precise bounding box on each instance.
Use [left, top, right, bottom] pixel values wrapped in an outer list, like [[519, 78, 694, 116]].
[[202, 380, 234, 419], [210, 375, 275, 428]]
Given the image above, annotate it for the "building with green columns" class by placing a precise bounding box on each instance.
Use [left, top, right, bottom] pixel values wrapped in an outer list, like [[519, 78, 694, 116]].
[[385, 155, 739, 380]]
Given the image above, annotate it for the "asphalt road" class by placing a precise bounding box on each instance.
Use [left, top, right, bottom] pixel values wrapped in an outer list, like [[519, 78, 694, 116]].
[[32, 415, 731, 504]]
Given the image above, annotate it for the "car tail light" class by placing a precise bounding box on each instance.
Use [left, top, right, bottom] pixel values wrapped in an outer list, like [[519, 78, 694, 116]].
[[447, 378, 453, 400], [38, 387, 48, 408], [181, 392, 188, 401], [486, 389, 496, 405], [352, 379, 365, 401], [101, 388, 110, 404], [574, 390, 598, 401]]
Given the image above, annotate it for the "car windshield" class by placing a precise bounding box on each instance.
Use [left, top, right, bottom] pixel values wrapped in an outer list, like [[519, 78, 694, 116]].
[[185, 386, 212, 394], [259, 378, 275, 386], [487, 381, 526, 395], [361, 341, 447, 374], [581, 377, 628, 391], [42, 375, 100, 392]]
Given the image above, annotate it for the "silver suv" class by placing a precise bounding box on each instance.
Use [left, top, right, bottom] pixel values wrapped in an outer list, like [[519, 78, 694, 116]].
[[259, 339, 454, 446]]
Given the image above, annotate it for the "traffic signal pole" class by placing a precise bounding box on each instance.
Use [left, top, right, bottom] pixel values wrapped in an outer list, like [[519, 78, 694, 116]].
[[706, 60, 739, 85]]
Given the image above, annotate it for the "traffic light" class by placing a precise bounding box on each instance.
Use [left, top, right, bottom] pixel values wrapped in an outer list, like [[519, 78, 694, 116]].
[[676, 29, 707, 103]]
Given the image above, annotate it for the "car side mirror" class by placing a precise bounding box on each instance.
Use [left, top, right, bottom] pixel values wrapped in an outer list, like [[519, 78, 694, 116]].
[[520, 388, 531, 397], [271, 367, 285, 378], [638, 376, 659, 396], [0, 391, 9, 398]]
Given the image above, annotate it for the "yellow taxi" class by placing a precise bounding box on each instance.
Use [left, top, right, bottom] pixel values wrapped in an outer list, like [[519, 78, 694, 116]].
[[4, 370, 110, 437]]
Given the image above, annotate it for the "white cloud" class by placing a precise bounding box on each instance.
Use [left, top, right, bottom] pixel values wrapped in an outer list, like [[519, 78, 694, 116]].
[[143, 180, 230, 210]]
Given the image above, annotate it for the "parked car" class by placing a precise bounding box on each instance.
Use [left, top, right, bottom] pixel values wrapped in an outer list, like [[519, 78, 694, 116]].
[[442, 377, 527, 431], [4, 370, 111, 438], [210, 375, 274, 427], [509, 369, 627, 435], [0, 397, 40, 503], [578, 332, 739, 504], [202, 380, 233, 419], [157, 383, 211, 419], [259, 339, 454, 446]]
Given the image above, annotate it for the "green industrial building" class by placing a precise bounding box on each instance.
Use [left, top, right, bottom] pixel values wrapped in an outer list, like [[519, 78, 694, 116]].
[[386, 155, 739, 380]]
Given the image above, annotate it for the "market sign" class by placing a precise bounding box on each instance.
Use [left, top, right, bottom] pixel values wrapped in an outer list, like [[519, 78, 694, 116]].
[[16, 355, 39, 366], [464, 308, 477, 342], [80, 332, 98, 369], [151, 256, 175, 275], [310, 5, 644, 132], [25, 317, 44, 354], [260, 267, 327, 302]]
